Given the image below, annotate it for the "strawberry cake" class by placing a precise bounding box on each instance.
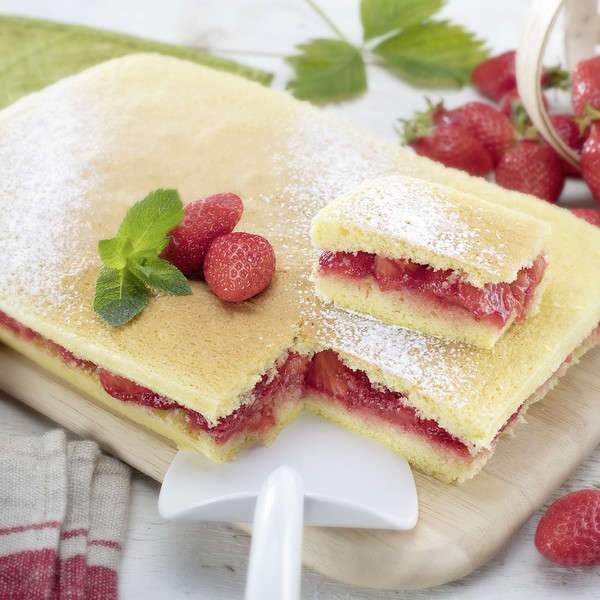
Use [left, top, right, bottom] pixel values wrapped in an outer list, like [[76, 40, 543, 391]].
[[310, 175, 551, 348], [0, 54, 599, 483]]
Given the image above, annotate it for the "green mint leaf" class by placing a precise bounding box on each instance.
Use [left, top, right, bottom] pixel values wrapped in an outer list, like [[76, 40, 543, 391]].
[[373, 20, 489, 88], [361, 0, 444, 41], [94, 188, 190, 326], [117, 189, 183, 255], [93, 267, 148, 327], [286, 39, 366, 101], [129, 255, 192, 296], [98, 236, 132, 270]]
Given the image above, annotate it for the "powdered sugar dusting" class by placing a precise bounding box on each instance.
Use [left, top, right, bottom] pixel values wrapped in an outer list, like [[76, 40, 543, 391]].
[[323, 175, 505, 271], [267, 105, 485, 412], [317, 307, 479, 406], [260, 106, 405, 255], [0, 81, 103, 317]]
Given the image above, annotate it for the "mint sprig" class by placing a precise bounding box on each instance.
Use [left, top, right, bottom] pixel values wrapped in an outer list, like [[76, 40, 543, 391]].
[[94, 189, 191, 327], [286, 0, 489, 103]]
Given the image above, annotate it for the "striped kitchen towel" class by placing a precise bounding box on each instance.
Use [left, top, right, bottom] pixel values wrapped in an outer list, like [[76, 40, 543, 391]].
[[0, 430, 131, 599]]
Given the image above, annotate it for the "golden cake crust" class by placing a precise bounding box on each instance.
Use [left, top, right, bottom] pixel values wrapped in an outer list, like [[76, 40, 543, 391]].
[[0, 54, 599, 466]]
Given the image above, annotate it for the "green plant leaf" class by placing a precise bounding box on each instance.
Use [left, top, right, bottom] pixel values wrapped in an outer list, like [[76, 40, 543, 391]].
[[129, 256, 192, 295], [373, 20, 489, 88], [361, 0, 444, 40], [117, 189, 183, 255], [98, 236, 131, 270], [94, 188, 191, 326], [286, 39, 367, 101], [0, 16, 272, 110], [93, 267, 148, 327]]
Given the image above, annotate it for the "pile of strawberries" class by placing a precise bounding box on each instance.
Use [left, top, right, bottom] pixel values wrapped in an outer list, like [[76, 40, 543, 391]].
[[161, 193, 276, 302], [403, 51, 600, 569], [402, 50, 600, 221]]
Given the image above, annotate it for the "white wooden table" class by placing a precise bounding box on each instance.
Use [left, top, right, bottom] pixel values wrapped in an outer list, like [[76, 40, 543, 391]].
[[0, 1, 598, 598]]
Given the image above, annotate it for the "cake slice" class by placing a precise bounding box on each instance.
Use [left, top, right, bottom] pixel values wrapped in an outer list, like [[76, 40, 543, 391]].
[[310, 175, 551, 348], [0, 54, 599, 484]]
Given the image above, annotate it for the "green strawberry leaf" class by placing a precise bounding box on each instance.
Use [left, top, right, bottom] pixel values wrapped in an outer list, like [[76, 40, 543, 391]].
[[373, 20, 489, 88], [286, 39, 367, 101], [93, 267, 149, 327], [117, 189, 183, 254], [129, 255, 192, 295], [361, 0, 444, 40]]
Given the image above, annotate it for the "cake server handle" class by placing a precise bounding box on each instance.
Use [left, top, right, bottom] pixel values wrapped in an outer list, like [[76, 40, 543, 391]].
[[244, 465, 304, 600]]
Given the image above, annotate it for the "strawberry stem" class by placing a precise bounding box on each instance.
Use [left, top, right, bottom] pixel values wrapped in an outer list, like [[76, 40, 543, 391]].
[[397, 97, 443, 145], [542, 65, 569, 90], [512, 103, 540, 142], [304, 0, 349, 43], [576, 105, 600, 136]]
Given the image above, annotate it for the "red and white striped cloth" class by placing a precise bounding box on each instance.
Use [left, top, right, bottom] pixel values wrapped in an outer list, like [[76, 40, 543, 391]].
[[0, 430, 130, 600]]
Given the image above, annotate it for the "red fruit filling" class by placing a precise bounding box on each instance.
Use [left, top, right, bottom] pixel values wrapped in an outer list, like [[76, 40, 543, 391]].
[[0, 307, 311, 446], [98, 353, 310, 444], [0, 310, 94, 369], [305, 349, 471, 458], [2, 309, 598, 464], [98, 369, 180, 410], [184, 353, 310, 443], [318, 251, 547, 328]]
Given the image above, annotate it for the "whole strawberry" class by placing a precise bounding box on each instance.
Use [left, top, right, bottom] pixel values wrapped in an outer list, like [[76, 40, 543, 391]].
[[572, 55, 600, 118], [473, 50, 568, 103], [472, 50, 517, 102], [535, 488, 600, 567], [549, 114, 584, 177], [400, 103, 493, 177], [580, 122, 600, 203], [440, 101, 515, 165], [161, 192, 243, 276], [203, 232, 276, 302], [495, 140, 565, 203], [408, 124, 493, 176]]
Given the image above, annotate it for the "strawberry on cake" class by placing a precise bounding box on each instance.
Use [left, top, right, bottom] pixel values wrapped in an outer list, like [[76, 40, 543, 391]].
[[310, 175, 551, 348], [0, 54, 599, 484]]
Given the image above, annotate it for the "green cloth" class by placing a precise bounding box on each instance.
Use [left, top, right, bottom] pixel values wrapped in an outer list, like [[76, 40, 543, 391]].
[[0, 15, 272, 110]]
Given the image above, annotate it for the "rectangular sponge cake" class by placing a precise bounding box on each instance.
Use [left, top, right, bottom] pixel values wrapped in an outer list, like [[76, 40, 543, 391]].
[[0, 54, 599, 483], [310, 175, 551, 348]]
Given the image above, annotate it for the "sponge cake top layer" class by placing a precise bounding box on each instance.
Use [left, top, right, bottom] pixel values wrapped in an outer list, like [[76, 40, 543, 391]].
[[310, 175, 551, 286]]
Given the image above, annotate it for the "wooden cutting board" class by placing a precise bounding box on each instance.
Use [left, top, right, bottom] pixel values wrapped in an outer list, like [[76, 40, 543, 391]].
[[0, 342, 599, 590]]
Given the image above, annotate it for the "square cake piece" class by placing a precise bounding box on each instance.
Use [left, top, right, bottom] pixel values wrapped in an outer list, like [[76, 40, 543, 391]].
[[0, 54, 599, 483], [310, 175, 551, 348]]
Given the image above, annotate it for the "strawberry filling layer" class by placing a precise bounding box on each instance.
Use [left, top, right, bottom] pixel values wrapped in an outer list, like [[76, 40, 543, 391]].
[[318, 251, 548, 328], [305, 349, 472, 458], [99, 352, 310, 444], [1, 309, 593, 461], [0, 311, 95, 370], [0, 309, 310, 445]]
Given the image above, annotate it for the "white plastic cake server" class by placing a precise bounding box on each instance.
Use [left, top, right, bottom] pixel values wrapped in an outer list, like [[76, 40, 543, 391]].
[[158, 413, 418, 600]]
